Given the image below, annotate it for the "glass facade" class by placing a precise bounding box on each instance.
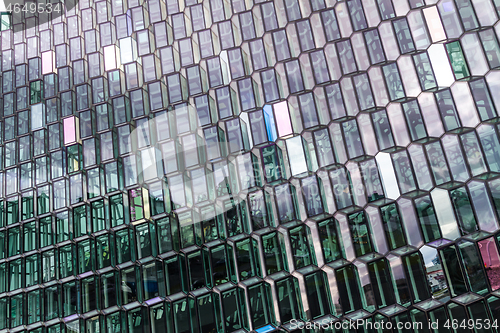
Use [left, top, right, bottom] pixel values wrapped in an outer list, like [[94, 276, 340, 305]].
[[0, 0, 499, 332]]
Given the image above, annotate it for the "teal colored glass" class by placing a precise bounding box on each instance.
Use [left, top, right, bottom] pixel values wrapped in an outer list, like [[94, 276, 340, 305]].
[[414, 195, 442, 243], [348, 211, 374, 257], [445, 41, 471, 80], [318, 218, 344, 263], [380, 203, 406, 250]]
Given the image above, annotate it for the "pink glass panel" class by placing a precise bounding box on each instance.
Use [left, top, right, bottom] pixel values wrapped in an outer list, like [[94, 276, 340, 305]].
[[42, 51, 54, 75], [63, 117, 76, 145], [479, 237, 500, 291], [274, 101, 293, 138]]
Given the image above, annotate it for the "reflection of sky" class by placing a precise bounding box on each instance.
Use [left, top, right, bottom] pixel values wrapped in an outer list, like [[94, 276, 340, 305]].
[[430, 189, 460, 240], [375, 153, 400, 200], [428, 44, 454, 87], [286, 137, 308, 176], [420, 246, 439, 268]]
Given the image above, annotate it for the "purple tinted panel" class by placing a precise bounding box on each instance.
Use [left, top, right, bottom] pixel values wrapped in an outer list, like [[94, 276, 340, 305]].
[[64, 116, 77, 145], [479, 237, 500, 291], [274, 101, 293, 138]]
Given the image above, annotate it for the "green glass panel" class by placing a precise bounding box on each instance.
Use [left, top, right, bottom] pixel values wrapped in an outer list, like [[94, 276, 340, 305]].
[[467, 301, 491, 333], [185, 250, 206, 291], [59, 244, 74, 278], [262, 232, 287, 275], [37, 186, 50, 215], [26, 289, 41, 325], [67, 144, 82, 173], [201, 206, 218, 243], [121, 266, 138, 304], [289, 225, 315, 269], [402, 253, 431, 302], [157, 217, 173, 255], [225, 200, 247, 237], [10, 293, 23, 328], [0, 263, 5, 293], [275, 276, 305, 324], [304, 271, 332, 319], [428, 306, 452, 333], [128, 308, 144, 333], [7, 226, 20, 257], [9, 259, 22, 291], [247, 283, 275, 329], [0, 13, 11, 31], [91, 199, 106, 232], [44, 285, 59, 320], [136, 222, 154, 259], [249, 190, 271, 230], [115, 228, 133, 264], [391, 313, 414, 333], [221, 287, 248, 331], [56, 212, 70, 243], [439, 245, 468, 297], [77, 239, 93, 274], [262, 144, 283, 183], [318, 218, 344, 263], [445, 41, 471, 80], [96, 233, 111, 269], [21, 193, 34, 221], [415, 196, 442, 243], [450, 187, 478, 235], [447, 303, 468, 333], [73, 205, 88, 237], [335, 265, 363, 314], [235, 238, 261, 280], [81, 276, 97, 313], [165, 256, 184, 295], [196, 293, 220, 333], [348, 211, 374, 257], [101, 271, 118, 309], [150, 303, 171, 333], [457, 240, 488, 295], [409, 308, 431, 333], [110, 194, 125, 227], [6, 198, 19, 226], [206, 244, 232, 287], [30, 80, 43, 104], [0, 298, 6, 330], [368, 259, 396, 308], [25, 254, 40, 287], [105, 312, 122, 333], [380, 203, 406, 250], [486, 296, 500, 324]]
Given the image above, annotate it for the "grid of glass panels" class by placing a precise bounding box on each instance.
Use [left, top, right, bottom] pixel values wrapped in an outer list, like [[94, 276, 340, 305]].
[[0, 0, 500, 332]]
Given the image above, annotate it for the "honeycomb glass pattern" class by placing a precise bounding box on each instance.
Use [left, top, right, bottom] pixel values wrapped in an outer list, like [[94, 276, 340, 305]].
[[0, 0, 500, 332]]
